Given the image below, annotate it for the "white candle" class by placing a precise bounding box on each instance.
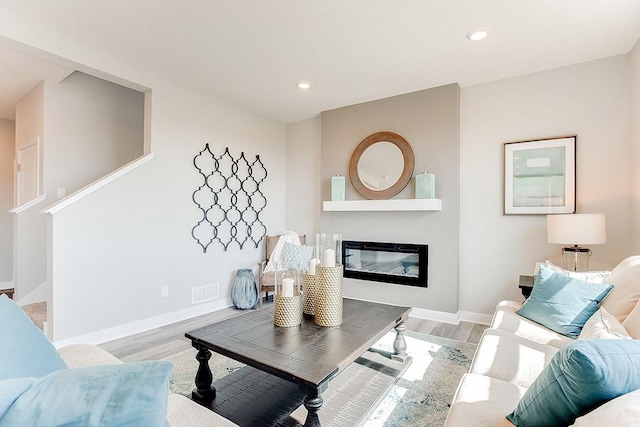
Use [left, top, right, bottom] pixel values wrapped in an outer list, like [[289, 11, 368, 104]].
[[323, 249, 336, 267], [309, 258, 318, 275], [282, 278, 294, 297]]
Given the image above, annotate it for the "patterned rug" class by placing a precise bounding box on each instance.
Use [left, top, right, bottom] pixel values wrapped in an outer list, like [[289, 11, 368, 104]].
[[162, 330, 476, 427]]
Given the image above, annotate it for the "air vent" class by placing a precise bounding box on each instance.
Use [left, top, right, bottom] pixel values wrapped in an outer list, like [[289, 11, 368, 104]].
[[192, 283, 219, 304]]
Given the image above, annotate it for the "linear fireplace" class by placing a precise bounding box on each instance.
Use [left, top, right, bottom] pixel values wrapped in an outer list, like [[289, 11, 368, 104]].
[[341, 240, 428, 287]]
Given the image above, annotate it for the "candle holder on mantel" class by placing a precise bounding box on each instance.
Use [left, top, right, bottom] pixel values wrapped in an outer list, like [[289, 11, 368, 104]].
[[274, 267, 302, 328]]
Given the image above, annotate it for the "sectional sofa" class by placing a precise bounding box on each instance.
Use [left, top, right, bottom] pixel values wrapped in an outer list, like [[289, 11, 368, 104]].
[[445, 257, 640, 427]]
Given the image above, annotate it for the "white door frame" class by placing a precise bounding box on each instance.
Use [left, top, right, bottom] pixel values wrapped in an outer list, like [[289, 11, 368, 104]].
[[16, 136, 41, 206]]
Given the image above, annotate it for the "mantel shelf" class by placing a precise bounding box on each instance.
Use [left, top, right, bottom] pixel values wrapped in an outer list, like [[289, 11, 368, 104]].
[[323, 199, 442, 212]]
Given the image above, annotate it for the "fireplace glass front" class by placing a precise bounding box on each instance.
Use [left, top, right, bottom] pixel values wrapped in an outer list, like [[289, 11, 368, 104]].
[[342, 240, 428, 287]]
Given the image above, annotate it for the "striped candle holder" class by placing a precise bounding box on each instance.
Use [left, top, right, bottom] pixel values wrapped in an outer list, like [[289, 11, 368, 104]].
[[314, 265, 343, 327]]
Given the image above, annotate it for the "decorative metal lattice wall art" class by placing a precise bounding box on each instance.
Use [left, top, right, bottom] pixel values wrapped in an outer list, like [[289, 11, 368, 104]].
[[191, 144, 267, 252]]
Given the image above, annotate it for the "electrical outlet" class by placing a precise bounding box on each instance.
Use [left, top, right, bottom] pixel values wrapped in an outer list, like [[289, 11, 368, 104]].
[[161, 285, 169, 297]]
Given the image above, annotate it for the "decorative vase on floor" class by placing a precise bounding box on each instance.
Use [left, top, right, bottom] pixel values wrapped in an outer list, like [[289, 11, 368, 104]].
[[231, 268, 259, 309]]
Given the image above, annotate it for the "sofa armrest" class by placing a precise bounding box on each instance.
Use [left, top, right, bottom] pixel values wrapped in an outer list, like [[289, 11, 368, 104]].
[[167, 394, 238, 426], [57, 344, 123, 368]]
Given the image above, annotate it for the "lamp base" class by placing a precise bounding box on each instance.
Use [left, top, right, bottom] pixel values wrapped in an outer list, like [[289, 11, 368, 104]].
[[561, 246, 591, 272]]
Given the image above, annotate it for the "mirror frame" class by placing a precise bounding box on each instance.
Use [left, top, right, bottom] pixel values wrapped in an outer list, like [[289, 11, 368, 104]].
[[349, 131, 415, 200]]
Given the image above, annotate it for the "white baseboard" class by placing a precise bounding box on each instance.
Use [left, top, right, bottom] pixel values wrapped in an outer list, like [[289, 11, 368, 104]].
[[410, 308, 492, 326], [0, 281, 13, 290], [53, 297, 233, 348]]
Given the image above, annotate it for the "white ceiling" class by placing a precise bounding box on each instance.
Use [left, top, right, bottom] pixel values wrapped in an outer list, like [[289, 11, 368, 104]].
[[2, 0, 640, 123]]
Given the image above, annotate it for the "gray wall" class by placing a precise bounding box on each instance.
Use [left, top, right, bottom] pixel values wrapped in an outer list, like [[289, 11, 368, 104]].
[[631, 39, 640, 254], [320, 84, 460, 313], [0, 119, 15, 284]]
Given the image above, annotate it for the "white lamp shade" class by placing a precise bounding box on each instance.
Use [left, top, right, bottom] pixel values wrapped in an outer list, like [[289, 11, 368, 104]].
[[547, 213, 606, 245]]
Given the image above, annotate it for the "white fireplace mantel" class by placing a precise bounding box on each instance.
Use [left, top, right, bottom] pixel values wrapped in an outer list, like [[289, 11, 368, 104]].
[[323, 199, 442, 212]]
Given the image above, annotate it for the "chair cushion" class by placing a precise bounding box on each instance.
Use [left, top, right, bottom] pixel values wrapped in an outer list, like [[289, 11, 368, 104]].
[[0, 294, 67, 380], [507, 339, 640, 427], [266, 234, 306, 261], [601, 255, 640, 322], [516, 265, 613, 338], [0, 361, 172, 426], [282, 243, 314, 272]]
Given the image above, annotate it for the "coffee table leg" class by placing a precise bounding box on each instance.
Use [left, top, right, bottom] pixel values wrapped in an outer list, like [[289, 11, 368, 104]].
[[392, 321, 409, 362], [191, 345, 216, 403], [303, 390, 323, 427]]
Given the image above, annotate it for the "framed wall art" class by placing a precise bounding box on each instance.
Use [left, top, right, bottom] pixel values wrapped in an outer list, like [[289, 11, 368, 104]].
[[504, 136, 576, 215]]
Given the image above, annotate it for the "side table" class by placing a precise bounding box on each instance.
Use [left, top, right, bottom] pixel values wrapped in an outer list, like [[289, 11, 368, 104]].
[[519, 275, 534, 299]]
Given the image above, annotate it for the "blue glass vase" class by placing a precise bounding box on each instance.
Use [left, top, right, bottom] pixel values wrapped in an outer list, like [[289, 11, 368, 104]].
[[231, 268, 258, 309]]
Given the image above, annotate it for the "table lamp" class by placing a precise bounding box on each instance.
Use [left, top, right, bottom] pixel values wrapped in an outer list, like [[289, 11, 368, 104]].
[[547, 213, 606, 271]]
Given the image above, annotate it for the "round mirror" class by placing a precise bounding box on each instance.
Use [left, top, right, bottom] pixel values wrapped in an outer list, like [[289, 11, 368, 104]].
[[349, 131, 415, 200]]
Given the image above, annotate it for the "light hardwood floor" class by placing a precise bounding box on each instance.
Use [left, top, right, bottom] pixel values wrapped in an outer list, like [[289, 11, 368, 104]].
[[99, 303, 488, 362]]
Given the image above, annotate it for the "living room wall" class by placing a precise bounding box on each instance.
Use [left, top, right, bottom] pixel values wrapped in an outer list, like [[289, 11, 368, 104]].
[[320, 85, 461, 314], [630, 38, 640, 254], [459, 54, 632, 315], [0, 119, 15, 285]]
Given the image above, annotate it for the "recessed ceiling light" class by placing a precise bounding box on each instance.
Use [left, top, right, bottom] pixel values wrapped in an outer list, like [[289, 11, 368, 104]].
[[466, 29, 488, 41], [297, 81, 311, 89]]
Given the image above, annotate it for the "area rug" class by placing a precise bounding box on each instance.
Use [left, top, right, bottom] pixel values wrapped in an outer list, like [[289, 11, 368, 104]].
[[162, 330, 476, 427]]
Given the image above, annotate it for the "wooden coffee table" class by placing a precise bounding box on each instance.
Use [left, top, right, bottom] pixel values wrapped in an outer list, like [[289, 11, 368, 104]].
[[186, 298, 411, 426]]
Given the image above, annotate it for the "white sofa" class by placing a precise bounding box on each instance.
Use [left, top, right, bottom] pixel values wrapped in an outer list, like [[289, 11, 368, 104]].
[[444, 257, 640, 427], [57, 343, 238, 427]]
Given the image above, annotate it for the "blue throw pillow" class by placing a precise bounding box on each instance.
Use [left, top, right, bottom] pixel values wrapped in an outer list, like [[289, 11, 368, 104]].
[[0, 360, 173, 426], [0, 294, 67, 380], [507, 339, 640, 427], [282, 243, 314, 272], [516, 265, 613, 338]]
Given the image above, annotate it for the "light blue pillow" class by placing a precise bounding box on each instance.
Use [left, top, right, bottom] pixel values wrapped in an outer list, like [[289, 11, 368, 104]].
[[0, 360, 173, 426], [0, 294, 67, 380], [516, 265, 613, 338], [282, 243, 314, 272], [507, 339, 640, 427]]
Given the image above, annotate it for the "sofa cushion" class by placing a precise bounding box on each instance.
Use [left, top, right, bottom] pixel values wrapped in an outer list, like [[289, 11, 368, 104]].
[[516, 266, 613, 339], [0, 294, 67, 380], [0, 360, 172, 426], [578, 307, 631, 340], [167, 394, 239, 427], [506, 339, 640, 427], [58, 343, 124, 368], [539, 260, 610, 284], [572, 388, 640, 426], [444, 373, 525, 427], [622, 301, 640, 339], [469, 329, 558, 389], [601, 255, 640, 322], [491, 301, 574, 348]]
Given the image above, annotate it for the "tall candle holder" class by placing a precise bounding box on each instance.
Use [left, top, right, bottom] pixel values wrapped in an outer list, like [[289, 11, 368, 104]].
[[274, 266, 302, 328], [302, 272, 316, 316], [315, 242, 343, 327]]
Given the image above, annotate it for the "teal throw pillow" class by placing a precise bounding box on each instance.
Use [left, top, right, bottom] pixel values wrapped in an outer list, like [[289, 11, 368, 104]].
[[506, 339, 640, 427], [0, 294, 67, 380], [282, 242, 314, 272], [516, 265, 613, 338], [0, 360, 172, 426]]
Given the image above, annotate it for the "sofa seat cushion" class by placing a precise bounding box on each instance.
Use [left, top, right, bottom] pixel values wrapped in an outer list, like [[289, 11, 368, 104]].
[[0, 294, 67, 380], [469, 329, 558, 389], [600, 255, 640, 322], [167, 394, 239, 427], [491, 300, 574, 348], [58, 344, 124, 368], [444, 373, 525, 427]]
